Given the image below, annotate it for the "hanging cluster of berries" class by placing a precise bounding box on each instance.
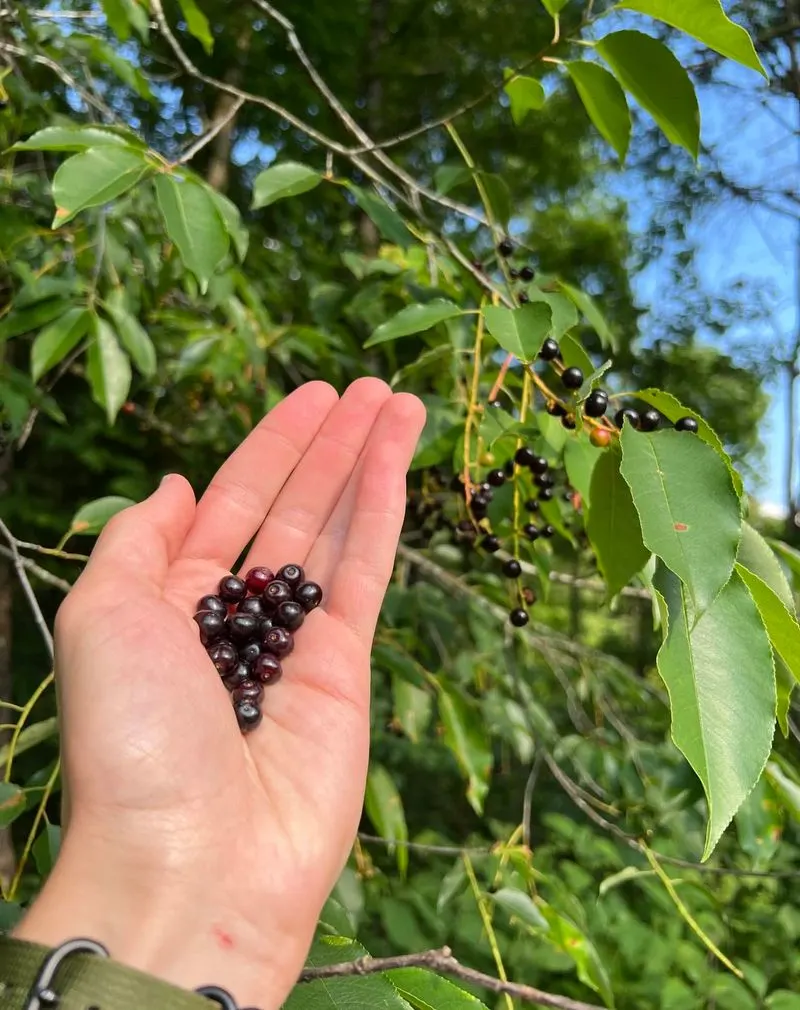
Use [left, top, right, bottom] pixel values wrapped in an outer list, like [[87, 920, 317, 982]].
[[193, 565, 322, 733]]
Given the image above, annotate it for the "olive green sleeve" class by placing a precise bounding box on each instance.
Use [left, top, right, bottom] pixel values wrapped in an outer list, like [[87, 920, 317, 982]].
[[0, 935, 221, 1009]]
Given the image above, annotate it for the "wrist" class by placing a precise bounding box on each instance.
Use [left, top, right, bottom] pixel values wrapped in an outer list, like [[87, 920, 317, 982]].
[[12, 827, 312, 1009]]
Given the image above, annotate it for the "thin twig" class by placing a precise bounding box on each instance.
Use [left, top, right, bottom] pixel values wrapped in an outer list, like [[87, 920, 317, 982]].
[[300, 946, 602, 1010], [13, 541, 88, 563], [0, 520, 54, 659], [0, 546, 73, 594], [358, 833, 491, 857], [0, 42, 115, 120], [178, 97, 246, 164]]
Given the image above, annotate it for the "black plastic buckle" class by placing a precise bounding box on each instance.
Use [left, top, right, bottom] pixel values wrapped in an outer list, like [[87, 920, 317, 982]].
[[194, 985, 260, 1010], [24, 938, 109, 1010]]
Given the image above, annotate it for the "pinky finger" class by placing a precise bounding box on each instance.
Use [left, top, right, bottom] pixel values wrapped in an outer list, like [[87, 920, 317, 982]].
[[324, 394, 426, 643]]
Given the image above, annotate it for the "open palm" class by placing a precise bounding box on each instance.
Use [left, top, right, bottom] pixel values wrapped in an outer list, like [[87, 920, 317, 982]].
[[41, 379, 425, 1006]]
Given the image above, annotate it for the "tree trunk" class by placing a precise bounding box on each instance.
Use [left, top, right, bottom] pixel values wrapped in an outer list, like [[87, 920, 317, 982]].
[[205, 28, 252, 193]]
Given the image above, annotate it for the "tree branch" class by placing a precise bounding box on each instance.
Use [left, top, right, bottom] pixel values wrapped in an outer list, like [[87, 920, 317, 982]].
[[0, 521, 54, 659], [0, 547, 73, 594], [299, 946, 603, 1010], [178, 97, 246, 164]]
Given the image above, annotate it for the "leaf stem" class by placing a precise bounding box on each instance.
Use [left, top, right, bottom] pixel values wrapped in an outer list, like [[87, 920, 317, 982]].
[[463, 852, 515, 1010]]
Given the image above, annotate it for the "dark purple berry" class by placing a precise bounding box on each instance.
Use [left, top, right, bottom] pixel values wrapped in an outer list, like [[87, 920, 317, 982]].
[[233, 679, 264, 705], [275, 601, 304, 631], [515, 447, 536, 468], [245, 567, 274, 594], [219, 575, 247, 603], [542, 525, 555, 538], [277, 564, 304, 588], [561, 367, 583, 390], [472, 489, 493, 507], [259, 616, 274, 636], [197, 595, 227, 616], [524, 523, 540, 541], [481, 535, 501, 554], [509, 608, 530, 628], [539, 488, 554, 501], [546, 400, 567, 418], [238, 596, 266, 618], [509, 267, 520, 279], [253, 653, 283, 685], [525, 499, 540, 512], [235, 699, 263, 734], [640, 409, 661, 433], [227, 613, 259, 642], [263, 626, 294, 659], [504, 460, 515, 477], [498, 238, 514, 258], [503, 559, 522, 578], [562, 414, 577, 430], [518, 291, 530, 304], [675, 417, 699, 433], [539, 338, 560, 362], [584, 390, 609, 419], [615, 409, 640, 430], [534, 473, 554, 489], [520, 265, 535, 282], [194, 610, 226, 645], [530, 455, 549, 475], [295, 581, 323, 612], [207, 641, 238, 675], [239, 641, 263, 666], [223, 662, 252, 690], [486, 469, 506, 487], [264, 580, 293, 610]]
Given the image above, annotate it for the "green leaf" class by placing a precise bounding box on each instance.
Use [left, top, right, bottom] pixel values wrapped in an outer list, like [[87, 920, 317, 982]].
[[483, 303, 553, 363], [392, 676, 432, 744], [735, 776, 782, 870], [587, 448, 650, 598], [253, 163, 321, 210], [348, 184, 413, 248], [437, 859, 467, 914], [435, 165, 472, 194], [366, 300, 465, 348], [566, 62, 631, 161], [0, 300, 72, 343], [525, 288, 578, 341], [101, 0, 131, 39], [653, 566, 775, 860], [0, 783, 26, 828], [52, 147, 149, 227], [633, 388, 742, 497], [10, 124, 143, 152], [620, 427, 741, 615], [32, 825, 61, 879], [177, 0, 214, 53], [388, 969, 489, 1010], [207, 188, 249, 261], [155, 174, 229, 292], [479, 173, 512, 228], [596, 30, 700, 158], [503, 70, 546, 125], [104, 291, 157, 378], [559, 331, 594, 377], [31, 308, 91, 383], [738, 524, 794, 610], [284, 936, 412, 1010], [365, 764, 409, 879], [541, 0, 570, 13], [737, 565, 800, 689], [0, 718, 58, 766], [564, 434, 602, 507], [69, 496, 136, 536], [438, 682, 492, 815], [537, 902, 615, 1007], [71, 36, 153, 100], [616, 0, 766, 77], [557, 281, 616, 350], [491, 888, 549, 931], [86, 319, 132, 424], [15, 277, 83, 309], [765, 761, 800, 824], [480, 406, 521, 450], [768, 539, 800, 586]]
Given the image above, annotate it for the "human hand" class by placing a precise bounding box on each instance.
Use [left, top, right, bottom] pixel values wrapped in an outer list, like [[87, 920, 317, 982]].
[[14, 379, 426, 1008]]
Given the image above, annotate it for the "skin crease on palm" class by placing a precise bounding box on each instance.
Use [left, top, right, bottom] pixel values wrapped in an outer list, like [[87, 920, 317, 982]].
[[13, 378, 427, 1009]]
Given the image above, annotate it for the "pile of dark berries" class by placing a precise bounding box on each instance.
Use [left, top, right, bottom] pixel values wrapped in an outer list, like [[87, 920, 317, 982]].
[[193, 564, 323, 734]]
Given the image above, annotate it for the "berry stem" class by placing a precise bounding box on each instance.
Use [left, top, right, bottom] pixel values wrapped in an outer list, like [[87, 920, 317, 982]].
[[512, 371, 532, 563], [488, 353, 513, 404], [463, 300, 488, 518]]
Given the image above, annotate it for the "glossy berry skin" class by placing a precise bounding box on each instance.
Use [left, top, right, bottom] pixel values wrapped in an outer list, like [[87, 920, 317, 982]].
[[263, 580, 293, 611], [197, 595, 227, 616], [524, 523, 540, 541], [486, 469, 506, 487], [590, 428, 612, 449], [207, 641, 238, 675], [194, 611, 226, 645], [481, 535, 501, 554], [237, 597, 266, 618], [219, 576, 247, 603], [615, 408, 640, 430], [509, 608, 530, 628], [562, 414, 577, 430], [515, 447, 536, 468], [258, 615, 274, 636], [295, 581, 323, 612], [561, 367, 584, 390], [675, 417, 699, 433], [640, 409, 661, 433], [234, 699, 263, 734], [277, 564, 304, 588], [518, 292, 530, 305], [542, 525, 555, 539], [503, 559, 522, 579], [525, 499, 540, 512], [504, 459, 515, 478], [584, 390, 609, 419], [509, 267, 520, 279], [520, 265, 535, 282], [223, 663, 252, 690], [539, 338, 560, 362], [253, 653, 283, 685], [530, 455, 549, 475], [473, 489, 493, 506], [233, 679, 264, 705], [227, 613, 259, 643], [539, 488, 554, 501], [263, 626, 294, 659], [244, 567, 274, 594], [535, 474, 554, 489], [275, 601, 304, 631], [498, 238, 514, 258], [546, 400, 567, 418], [239, 641, 263, 666]]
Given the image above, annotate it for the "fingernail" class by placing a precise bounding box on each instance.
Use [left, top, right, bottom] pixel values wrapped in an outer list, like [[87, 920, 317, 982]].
[[159, 473, 179, 488]]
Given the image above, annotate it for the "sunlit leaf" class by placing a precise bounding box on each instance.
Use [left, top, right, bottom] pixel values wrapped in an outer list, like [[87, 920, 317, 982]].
[[503, 69, 546, 125], [438, 682, 492, 815], [70, 496, 136, 536], [365, 764, 409, 879], [177, 0, 214, 53], [483, 303, 553, 363], [366, 301, 465, 348], [30, 308, 91, 382], [155, 174, 229, 292], [348, 185, 413, 248], [52, 147, 149, 227], [566, 62, 631, 161]]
